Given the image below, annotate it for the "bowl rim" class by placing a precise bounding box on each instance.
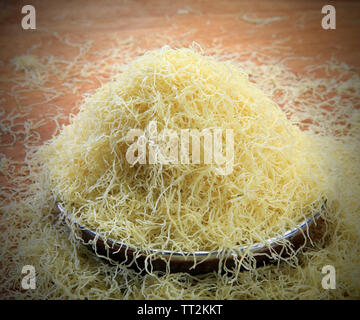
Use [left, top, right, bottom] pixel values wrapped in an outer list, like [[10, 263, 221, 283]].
[[56, 200, 324, 259]]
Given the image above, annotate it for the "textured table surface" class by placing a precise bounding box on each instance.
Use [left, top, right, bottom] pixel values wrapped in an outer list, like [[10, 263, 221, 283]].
[[0, 0, 359, 165]]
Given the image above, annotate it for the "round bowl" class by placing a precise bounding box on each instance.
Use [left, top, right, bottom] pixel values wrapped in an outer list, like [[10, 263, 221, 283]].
[[56, 201, 326, 275]]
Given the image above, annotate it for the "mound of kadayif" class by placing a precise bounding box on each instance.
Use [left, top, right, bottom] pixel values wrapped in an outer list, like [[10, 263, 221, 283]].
[[41, 46, 327, 253]]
